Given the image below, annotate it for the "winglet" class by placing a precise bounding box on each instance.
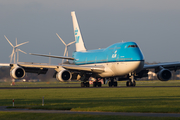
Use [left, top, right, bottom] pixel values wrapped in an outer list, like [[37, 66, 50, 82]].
[[71, 11, 86, 52]]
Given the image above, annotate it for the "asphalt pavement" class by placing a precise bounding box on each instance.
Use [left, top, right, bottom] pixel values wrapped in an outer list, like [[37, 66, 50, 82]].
[[0, 106, 180, 117], [0, 86, 180, 89]]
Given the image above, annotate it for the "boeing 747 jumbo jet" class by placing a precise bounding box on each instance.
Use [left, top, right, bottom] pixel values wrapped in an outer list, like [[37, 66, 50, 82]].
[[1, 11, 180, 87]]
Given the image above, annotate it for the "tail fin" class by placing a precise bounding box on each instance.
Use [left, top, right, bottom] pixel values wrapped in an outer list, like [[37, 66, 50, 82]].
[[71, 11, 86, 52]]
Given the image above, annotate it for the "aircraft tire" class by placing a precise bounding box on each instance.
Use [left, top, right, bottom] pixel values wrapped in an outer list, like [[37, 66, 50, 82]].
[[93, 82, 97, 87], [126, 81, 136, 87], [114, 81, 117, 87], [109, 82, 112, 87], [81, 82, 85, 87], [126, 81, 129, 87], [98, 82, 102, 87], [133, 81, 136, 86], [86, 82, 90, 87]]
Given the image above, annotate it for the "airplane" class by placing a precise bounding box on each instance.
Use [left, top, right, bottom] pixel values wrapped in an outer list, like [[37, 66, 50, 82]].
[[1, 11, 180, 87]]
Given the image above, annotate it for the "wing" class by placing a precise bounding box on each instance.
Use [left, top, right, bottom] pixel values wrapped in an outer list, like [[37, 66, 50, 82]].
[[0, 62, 104, 73], [62, 64, 104, 73], [18, 63, 104, 73], [27, 53, 104, 73], [29, 53, 75, 60], [0, 63, 11, 66], [0, 62, 104, 82], [143, 62, 180, 71]]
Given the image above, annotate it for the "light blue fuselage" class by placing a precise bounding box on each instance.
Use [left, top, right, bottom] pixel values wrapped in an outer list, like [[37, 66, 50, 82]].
[[73, 42, 144, 65]]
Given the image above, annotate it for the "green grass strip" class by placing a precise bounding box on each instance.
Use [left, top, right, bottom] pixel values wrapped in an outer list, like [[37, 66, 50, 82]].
[[1, 87, 180, 113]]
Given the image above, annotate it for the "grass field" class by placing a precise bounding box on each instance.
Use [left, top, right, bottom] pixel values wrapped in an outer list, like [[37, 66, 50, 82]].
[[1, 87, 180, 113], [1, 80, 180, 119]]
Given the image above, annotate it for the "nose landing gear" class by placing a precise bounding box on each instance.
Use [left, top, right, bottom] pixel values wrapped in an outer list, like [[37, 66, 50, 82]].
[[126, 73, 136, 87]]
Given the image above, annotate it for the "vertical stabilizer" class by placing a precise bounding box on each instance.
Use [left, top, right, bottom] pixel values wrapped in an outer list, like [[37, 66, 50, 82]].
[[71, 11, 86, 52]]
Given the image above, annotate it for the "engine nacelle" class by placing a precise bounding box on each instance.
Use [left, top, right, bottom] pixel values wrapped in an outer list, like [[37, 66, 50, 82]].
[[10, 67, 25, 79], [157, 69, 172, 81], [56, 70, 72, 82]]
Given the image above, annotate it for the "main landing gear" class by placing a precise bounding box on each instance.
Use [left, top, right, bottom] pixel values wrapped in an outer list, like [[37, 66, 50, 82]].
[[81, 78, 118, 87], [92, 78, 102, 87], [81, 80, 102, 87], [126, 73, 136, 87], [93, 81, 102, 87], [81, 82, 90, 87], [81, 78, 103, 87], [108, 78, 118, 87]]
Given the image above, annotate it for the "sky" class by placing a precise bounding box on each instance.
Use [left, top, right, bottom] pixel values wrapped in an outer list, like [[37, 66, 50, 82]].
[[0, 0, 180, 64]]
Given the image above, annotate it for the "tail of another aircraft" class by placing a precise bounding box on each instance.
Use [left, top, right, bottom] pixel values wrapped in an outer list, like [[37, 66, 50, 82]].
[[71, 11, 86, 52]]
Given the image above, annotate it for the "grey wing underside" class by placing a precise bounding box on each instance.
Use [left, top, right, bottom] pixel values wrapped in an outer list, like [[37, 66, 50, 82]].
[[143, 62, 180, 71]]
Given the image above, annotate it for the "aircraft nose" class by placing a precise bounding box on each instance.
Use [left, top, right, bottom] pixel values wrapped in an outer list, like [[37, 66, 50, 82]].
[[132, 49, 144, 61]]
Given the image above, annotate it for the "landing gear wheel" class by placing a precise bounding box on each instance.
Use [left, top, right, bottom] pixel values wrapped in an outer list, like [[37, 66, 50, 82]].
[[81, 82, 85, 87], [126, 81, 132, 87], [93, 82, 97, 87], [93, 82, 102, 87], [126, 81, 129, 86], [126, 81, 136, 87], [108, 81, 118, 87], [133, 81, 136, 86], [114, 81, 117, 87], [86, 82, 90, 87], [81, 82, 90, 87], [127, 72, 136, 87], [98, 82, 102, 87], [108, 82, 112, 87]]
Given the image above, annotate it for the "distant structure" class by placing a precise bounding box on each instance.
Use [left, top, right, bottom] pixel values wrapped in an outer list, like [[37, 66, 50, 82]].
[[4, 35, 29, 63], [148, 71, 156, 80], [56, 33, 75, 63]]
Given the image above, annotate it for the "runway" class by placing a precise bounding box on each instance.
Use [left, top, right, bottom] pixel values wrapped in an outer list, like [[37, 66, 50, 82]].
[[0, 86, 180, 89], [0, 106, 180, 117]]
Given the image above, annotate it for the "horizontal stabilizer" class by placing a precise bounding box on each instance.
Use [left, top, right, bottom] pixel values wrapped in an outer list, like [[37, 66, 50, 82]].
[[29, 53, 75, 60]]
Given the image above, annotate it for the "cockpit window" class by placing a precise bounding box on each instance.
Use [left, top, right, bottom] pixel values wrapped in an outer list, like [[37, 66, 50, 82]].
[[128, 45, 138, 48]]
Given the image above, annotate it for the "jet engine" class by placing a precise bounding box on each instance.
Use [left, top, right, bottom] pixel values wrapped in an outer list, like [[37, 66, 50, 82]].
[[157, 69, 172, 81], [10, 67, 25, 79], [56, 70, 72, 82]]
